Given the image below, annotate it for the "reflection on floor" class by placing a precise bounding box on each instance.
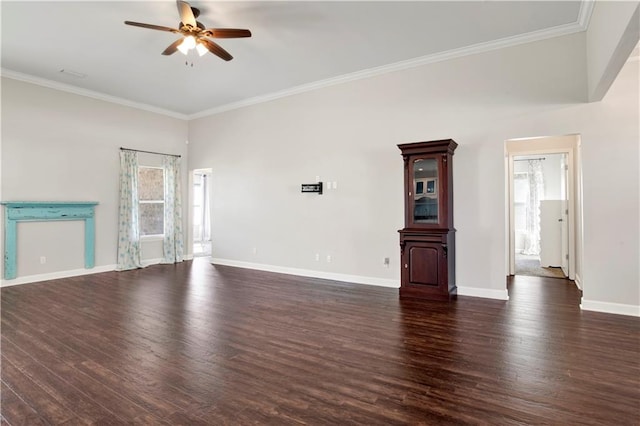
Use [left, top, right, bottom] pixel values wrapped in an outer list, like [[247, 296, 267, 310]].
[[515, 253, 566, 279], [193, 241, 211, 257]]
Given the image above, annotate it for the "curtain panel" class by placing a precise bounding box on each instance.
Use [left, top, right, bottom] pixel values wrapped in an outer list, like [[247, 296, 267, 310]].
[[162, 155, 184, 264], [116, 150, 142, 270], [523, 159, 544, 256]]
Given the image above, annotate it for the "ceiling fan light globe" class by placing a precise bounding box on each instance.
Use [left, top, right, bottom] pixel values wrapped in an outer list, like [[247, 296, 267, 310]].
[[196, 43, 208, 57], [183, 35, 196, 49], [177, 42, 190, 55]]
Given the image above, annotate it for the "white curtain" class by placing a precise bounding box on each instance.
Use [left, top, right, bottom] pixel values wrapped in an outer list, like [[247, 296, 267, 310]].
[[116, 150, 142, 270], [162, 155, 184, 263], [523, 159, 544, 255]]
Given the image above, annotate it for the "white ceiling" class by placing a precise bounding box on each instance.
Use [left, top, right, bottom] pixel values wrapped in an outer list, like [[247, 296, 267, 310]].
[[1, 1, 588, 118]]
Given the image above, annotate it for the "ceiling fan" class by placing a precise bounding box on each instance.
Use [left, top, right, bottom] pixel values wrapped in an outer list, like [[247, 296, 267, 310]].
[[124, 0, 251, 61]]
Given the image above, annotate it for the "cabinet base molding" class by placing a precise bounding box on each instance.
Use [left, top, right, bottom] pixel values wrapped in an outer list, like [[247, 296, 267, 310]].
[[400, 286, 457, 301]]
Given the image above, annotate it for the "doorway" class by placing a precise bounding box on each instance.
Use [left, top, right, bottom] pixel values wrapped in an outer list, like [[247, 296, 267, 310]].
[[192, 169, 212, 257], [506, 135, 582, 285], [512, 153, 568, 279]]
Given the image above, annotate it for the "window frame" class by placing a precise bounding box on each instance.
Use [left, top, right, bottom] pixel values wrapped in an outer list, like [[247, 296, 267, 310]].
[[138, 165, 165, 239]]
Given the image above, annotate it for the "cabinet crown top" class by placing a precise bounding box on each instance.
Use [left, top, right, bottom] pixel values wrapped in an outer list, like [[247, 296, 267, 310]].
[[398, 139, 458, 155]]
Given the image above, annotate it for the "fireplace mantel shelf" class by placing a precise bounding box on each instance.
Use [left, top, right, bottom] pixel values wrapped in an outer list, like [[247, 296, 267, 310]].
[[1, 201, 99, 280]]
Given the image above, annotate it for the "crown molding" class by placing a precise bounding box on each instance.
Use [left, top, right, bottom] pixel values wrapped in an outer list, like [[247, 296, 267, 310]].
[[0, 69, 189, 121], [2, 1, 593, 122], [577, 0, 595, 30], [189, 19, 587, 119]]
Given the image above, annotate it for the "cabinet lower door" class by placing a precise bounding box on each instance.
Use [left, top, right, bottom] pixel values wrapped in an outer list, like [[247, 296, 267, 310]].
[[402, 242, 448, 298]]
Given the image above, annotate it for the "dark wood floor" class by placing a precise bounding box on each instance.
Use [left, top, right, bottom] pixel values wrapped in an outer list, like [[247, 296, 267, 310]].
[[1, 260, 639, 425]]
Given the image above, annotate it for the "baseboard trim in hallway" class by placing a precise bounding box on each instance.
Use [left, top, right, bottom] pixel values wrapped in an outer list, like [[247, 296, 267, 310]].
[[581, 299, 640, 317]]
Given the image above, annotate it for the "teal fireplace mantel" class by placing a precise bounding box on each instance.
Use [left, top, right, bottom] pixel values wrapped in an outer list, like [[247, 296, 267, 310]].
[[1, 201, 99, 280]]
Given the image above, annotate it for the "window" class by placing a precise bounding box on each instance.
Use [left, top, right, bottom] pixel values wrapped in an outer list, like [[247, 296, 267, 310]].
[[138, 167, 164, 236]]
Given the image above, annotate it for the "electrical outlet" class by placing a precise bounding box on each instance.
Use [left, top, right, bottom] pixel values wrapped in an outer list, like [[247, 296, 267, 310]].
[[40, 256, 46, 264], [383, 257, 390, 268], [326, 255, 332, 263], [315, 253, 320, 261], [252, 247, 257, 255]]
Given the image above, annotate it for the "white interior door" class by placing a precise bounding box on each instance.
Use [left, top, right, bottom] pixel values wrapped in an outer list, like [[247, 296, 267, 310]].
[[540, 200, 563, 267]]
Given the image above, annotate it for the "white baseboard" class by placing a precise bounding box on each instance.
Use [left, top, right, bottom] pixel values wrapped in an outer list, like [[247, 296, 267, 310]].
[[457, 286, 510, 301], [574, 273, 583, 290], [2, 257, 512, 305], [1, 264, 117, 287], [581, 300, 640, 317], [141, 258, 163, 267], [211, 258, 400, 288], [1, 255, 193, 287]]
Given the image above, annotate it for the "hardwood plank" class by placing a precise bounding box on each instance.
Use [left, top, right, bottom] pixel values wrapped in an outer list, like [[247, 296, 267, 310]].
[[1, 381, 48, 425], [5, 355, 108, 424], [1, 260, 638, 424], [1, 358, 76, 424], [0, 333, 170, 423]]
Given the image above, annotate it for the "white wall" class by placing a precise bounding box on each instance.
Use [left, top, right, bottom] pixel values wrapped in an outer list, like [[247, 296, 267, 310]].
[[188, 31, 639, 310], [1, 78, 189, 279], [1, 26, 637, 314], [579, 59, 639, 312], [586, 1, 639, 101]]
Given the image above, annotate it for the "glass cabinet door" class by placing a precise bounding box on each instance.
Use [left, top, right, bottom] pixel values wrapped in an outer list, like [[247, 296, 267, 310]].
[[412, 158, 438, 224]]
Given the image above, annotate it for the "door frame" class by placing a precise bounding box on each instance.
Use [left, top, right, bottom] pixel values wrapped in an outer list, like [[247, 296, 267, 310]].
[[560, 155, 569, 276], [505, 136, 579, 280], [189, 168, 213, 258]]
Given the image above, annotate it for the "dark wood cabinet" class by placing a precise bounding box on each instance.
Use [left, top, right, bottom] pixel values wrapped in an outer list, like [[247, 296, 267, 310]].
[[398, 139, 457, 300]]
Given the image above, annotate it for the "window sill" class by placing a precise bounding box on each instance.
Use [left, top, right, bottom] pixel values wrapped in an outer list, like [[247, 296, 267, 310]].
[[141, 235, 164, 242]]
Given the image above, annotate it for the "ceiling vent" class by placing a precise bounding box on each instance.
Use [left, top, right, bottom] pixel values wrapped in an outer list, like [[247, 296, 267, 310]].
[[59, 69, 87, 78]]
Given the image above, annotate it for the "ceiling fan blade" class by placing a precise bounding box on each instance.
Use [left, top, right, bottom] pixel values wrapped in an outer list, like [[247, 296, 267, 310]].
[[204, 28, 252, 39], [125, 21, 179, 33], [177, 0, 197, 28], [162, 38, 184, 55], [199, 38, 233, 61]]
